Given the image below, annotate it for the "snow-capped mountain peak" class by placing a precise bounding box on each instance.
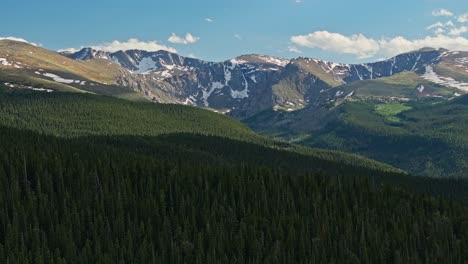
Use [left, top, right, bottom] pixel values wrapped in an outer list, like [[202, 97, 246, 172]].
[[60, 46, 468, 118]]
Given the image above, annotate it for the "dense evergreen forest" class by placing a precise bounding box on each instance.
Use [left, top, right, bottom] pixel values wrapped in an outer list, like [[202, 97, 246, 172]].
[[1, 91, 468, 263]]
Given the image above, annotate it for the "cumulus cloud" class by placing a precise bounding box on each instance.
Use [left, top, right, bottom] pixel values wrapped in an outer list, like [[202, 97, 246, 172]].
[[458, 13, 468, 23], [291, 30, 468, 59], [288, 46, 303, 54], [90, 38, 177, 53], [427, 22, 444, 30], [449, 26, 468, 36], [426, 21, 455, 35], [234, 34, 243, 40], [427, 21, 454, 30], [381, 35, 468, 55], [0, 36, 40, 46], [434, 28, 446, 35], [290, 31, 380, 59], [205, 18, 213, 22], [432, 9, 453, 17], [57, 48, 79, 53], [168, 33, 200, 44]]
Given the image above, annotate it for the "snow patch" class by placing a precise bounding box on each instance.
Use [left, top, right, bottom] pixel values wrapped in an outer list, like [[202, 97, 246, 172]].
[[134, 57, 158, 74], [422, 66, 468, 91], [3, 82, 53, 92], [353, 66, 363, 81], [254, 55, 289, 67], [417, 85, 425, 93], [230, 58, 248, 64], [30, 87, 54, 93], [231, 71, 249, 99], [250, 75, 257, 83], [390, 57, 396, 75], [345, 91, 355, 98], [411, 54, 421, 71], [230, 88, 248, 99], [0, 58, 11, 66], [160, 71, 172, 78], [183, 97, 195, 105], [362, 64, 373, 79], [202, 82, 224, 107], [42, 73, 75, 84], [224, 64, 233, 85]]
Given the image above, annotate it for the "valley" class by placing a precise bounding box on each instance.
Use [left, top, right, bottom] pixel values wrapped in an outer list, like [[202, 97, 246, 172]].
[[0, 37, 468, 263], [3, 1, 468, 262], [2, 39, 468, 178]]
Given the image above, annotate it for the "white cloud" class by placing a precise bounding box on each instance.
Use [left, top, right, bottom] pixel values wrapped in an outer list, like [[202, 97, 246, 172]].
[[427, 22, 444, 30], [449, 26, 468, 36], [291, 31, 380, 59], [234, 34, 243, 40], [168, 33, 200, 45], [205, 18, 213, 22], [291, 30, 468, 59], [90, 38, 177, 53], [57, 48, 79, 53], [432, 9, 453, 17], [288, 46, 303, 53], [434, 28, 446, 35], [0, 36, 40, 46], [426, 21, 455, 35], [379, 35, 468, 56], [427, 21, 454, 30], [458, 13, 468, 23]]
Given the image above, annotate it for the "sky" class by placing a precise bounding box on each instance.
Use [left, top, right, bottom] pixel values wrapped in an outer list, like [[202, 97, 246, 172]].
[[1, 0, 468, 63]]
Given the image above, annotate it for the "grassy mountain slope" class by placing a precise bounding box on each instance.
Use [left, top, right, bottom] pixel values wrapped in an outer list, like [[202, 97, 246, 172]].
[[434, 51, 468, 83], [290, 59, 344, 87], [0, 40, 143, 98], [0, 40, 116, 83], [333, 71, 457, 100]]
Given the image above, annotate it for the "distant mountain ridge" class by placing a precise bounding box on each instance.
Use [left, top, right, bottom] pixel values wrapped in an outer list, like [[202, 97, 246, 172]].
[[60, 45, 467, 117], [1, 39, 468, 119], [62, 46, 445, 84]]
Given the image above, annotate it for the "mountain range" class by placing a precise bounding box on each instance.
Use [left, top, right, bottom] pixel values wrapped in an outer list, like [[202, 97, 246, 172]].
[[2, 39, 468, 177], [2, 38, 468, 262], [62, 45, 468, 118], [1, 39, 467, 118]]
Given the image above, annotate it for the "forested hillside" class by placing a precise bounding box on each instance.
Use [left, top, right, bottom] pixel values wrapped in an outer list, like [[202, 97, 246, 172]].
[[0, 91, 404, 173], [246, 96, 468, 178], [0, 91, 468, 263]]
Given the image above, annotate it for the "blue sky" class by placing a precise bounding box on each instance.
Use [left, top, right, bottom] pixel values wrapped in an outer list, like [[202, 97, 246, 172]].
[[1, 0, 468, 63]]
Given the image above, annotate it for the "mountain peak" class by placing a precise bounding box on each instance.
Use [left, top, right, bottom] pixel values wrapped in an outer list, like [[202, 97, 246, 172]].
[[64, 47, 110, 60], [232, 54, 290, 67]]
